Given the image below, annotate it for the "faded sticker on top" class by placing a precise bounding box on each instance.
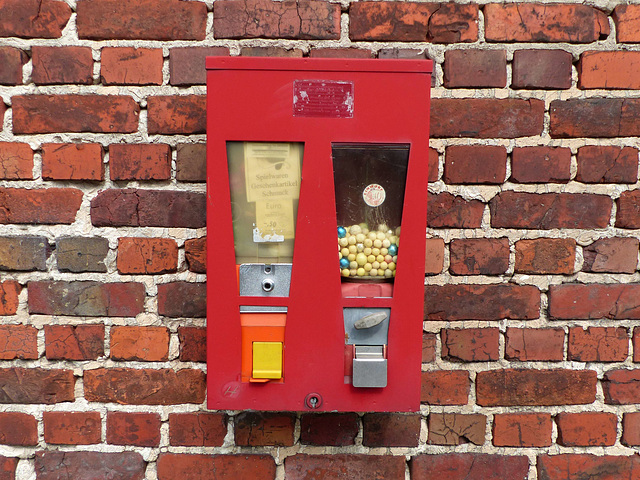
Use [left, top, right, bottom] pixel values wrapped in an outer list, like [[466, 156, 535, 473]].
[[293, 80, 354, 118]]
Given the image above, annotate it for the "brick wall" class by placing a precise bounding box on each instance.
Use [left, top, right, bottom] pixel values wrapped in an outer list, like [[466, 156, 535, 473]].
[[1, 0, 640, 478]]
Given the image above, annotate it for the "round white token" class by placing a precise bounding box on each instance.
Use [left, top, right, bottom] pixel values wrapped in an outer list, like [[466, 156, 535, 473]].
[[362, 184, 386, 207]]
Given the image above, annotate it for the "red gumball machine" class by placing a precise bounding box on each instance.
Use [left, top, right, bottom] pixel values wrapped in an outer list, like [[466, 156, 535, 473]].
[[206, 57, 432, 412]]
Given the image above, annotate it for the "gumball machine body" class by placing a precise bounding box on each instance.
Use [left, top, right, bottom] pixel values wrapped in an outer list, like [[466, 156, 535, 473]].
[[206, 57, 432, 412]]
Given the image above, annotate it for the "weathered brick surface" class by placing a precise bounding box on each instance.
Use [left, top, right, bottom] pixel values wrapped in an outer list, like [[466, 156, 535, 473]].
[[505, 328, 565, 362], [556, 412, 617, 447], [147, 95, 206, 134], [0, 188, 82, 224], [240, 46, 303, 57], [44, 325, 105, 360], [185, 237, 206, 273], [603, 369, 640, 404], [514, 238, 576, 274], [0, 281, 21, 316], [101, 47, 163, 85], [31, 46, 93, 85], [0, 47, 27, 85], [157, 282, 206, 318], [428, 413, 486, 445], [512, 49, 572, 89], [427, 193, 485, 228], [411, 454, 529, 480], [169, 413, 227, 447], [0, 142, 33, 179], [170, 47, 229, 86], [576, 146, 638, 183], [77, 0, 207, 40], [286, 454, 405, 479], [614, 4, 640, 43], [444, 50, 506, 88], [449, 238, 509, 275], [300, 413, 359, 446], [476, 369, 597, 406], [0, 368, 74, 404], [109, 144, 171, 181], [442, 328, 500, 362], [157, 454, 275, 480], [538, 454, 640, 480], [634, 329, 640, 363], [580, 51, 640, 89], [362, 413, 420, 447], [176, 144, 206, 182], [235, 412, 296, 446], [549, 284, 640, 320], [42, 143, 103, 181], [583, 238, 639, 273], [35, 451, 146, 480], [0, 0, 72, 38], [107, 412, 161, 447], [0, 236, 49, 271], [422, 332, 436, 362], [622, 412, 640, 446], [178, 326, 206, 362], [110, 326, 169, 361], [510, 147, 571, 183], [568, 327, 628, 362], [43, 411, 101, 445], [493, 413, 552, 447], [551, 98, 640, 138], [56, 237, 109, 273], [0, 325, 37, 359], [425, 238, 444, 274], [0, 412, 37, 445], [309, 48, 373, 58], [444, 145, 507, 184], [117, 237, 178, 274], [421, 370, 469, 405]]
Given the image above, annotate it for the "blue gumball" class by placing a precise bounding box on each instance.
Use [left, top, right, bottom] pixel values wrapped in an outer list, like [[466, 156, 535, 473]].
[[388, 244, 398, 256], [340, 257, 350, 269], [337, 226, 347, 238]]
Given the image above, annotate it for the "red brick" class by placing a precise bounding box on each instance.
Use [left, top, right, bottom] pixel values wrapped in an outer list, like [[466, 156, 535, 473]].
[[425, 284, 540, 321], [428, 193, 485, 228], [300, 413, 359, 446], [0, 368, 74, 404], [31, 46, 92, 85], [583, 238, 639, 273], [0, 188, 82, 224], [157, 454, 275, 480], [425, 238, 444, 275], [0, 236, 49, 271], [286, 454, 405, 480], [178, 327, 206, 362], [110, 326, 169, 361], [13, 95, 139, 134], [490, 192, 612, 229], [428, 148, 439, 181], [557, 412, 617, 447], [170, 47, 229, 86], [0, 142, 32, 179], [44, 325, 104, 361], [158, 282, 206, 318], [614, 5, 640, 43], [622, 412, 640, 446], [603, 369, 640, 404], [36, 451, 145, 480], [110, 144, 170, 181], [0, 0, 71, 38], [0, 457, 17, 479], [309, 48, 373, 59], [449, 238, 509, 275], [0, 104, 4, 131], [421, 370, 469, 405], [411, 454, 529, 480], [0, 281, 21, 316], [240, 47, 304, 57], [85, 368, 205, 405], [147, 95, 205, 134], [538, 454, 640, 480], [618, 190, 640, 229], [444, 50, 506, 88], [493, 413, 552, 447], [442, 328, 499, 362], [444, 145, 507, 184], [214, 0, 340, 40], [185, 237, 206, 273], [42, 143, 103, 181], [485, 4, 609, 43], [505, 328, 565, 362], [107, 412, 161, 447], [568, 327, 628, 362], [117, 237, 178, 274], [362, 413, 420, 447], [580, 51, 640, 89], [91, 189, 206, 228], [634, 328, 640, 362], [350, 2, 478, 43], [512, 49, 572, 89], [0, 47, 27, 85], [235, 412, 295, 446], [43, 411, 101, 445], [169, 413, 227, 447], [511, 147, 571, 184], [176, 144, 206, 182], [422, 332, 436, 362], [0, 413, 36, 446], [29, 281, 144, 317], [0, 325, 37, 360], [431, 98, 544, 138], [428, 413, 486, 445], [77, 0, 206, 40], [577, 146, 638, 183], [476, 369, 596, 406], [549, 284, 640, 320], [551, 98, 640, 138], [101, 47, 163, 86], [515, 238, 576, 274]]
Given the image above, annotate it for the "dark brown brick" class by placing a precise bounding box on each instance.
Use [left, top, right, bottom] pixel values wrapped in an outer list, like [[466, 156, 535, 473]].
[[107, 412, 161, 447], [0, 325, 37, 360], [158, 282, 206, 318], [43, 411, 101, 445], [157, 454, 275, 480], [0, 368, 74, 404], [0, 142, 33, 179], [362, 413, 420, 447], [425, 284, 540, 321], [493, 413, 552, 447], [449, 238, 509, 275], [77, 0, 207, 40], [286, 454, 405, 480], [0, 281, 20, 316], [431, 98, 544, 138], [35, 451, 145, 480], [551, 98, 640, 138], [490, 192, 612, 229], [583, 238, 639, 273], [169, 413, 227, 447], [45, 325, 104, 361], [13, 95, 139, 134], [214, 0, 340, 40], [42, 143, 104, 181], [240, 47, 303, 57], [505, 328, 565, 362], [444, 145, 507, 184], [510, 147, 572, 183], [617, 190, 640, 228], [176, 144, 206, 182], [568, 327, 628, 362], [178, 327, 206, 362], [576, 146, 638, 183], [0, 47, 27, 85], [0, 236, 49, 271], [0, 413, 37, 445], [444, 50, 506, 88], [428, 413, 486, 445], [422, 331, 436, 362], [170, 47, 229, 86], [0, 0, 72, 38], [300, 413, 358, 446], [614, 5, 640, 43], [442, 328, 500, 362], [84, 368, 205, 405], [350, 2, 478, 43], [512, 49, 573, 89], [485, 4, 609, 43], [91, 189, 206, 228], [56, 237, 109, 273], [549, 284, 640, 320], [538, 454, 640, 480], [411, 454, 529, 480], [235, 412, 295, 446], [185, 237, 206, 273], [29, 281, 144, 317], [31, 46, 93, 85], [101, 47, 163, 86], [514, 238, 576, 274], [0, 188, 82, 224], [110, 144, 171, 181], [427, 192, 485, 228], [476, 369, 597, 406], [557, 412, 617, 447], [421, 370, 469, 405]]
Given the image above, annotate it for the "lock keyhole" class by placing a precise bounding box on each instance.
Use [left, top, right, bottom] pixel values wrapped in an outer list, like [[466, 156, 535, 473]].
[[304, 393, 323, 409], [262, 279, 275, 292]]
